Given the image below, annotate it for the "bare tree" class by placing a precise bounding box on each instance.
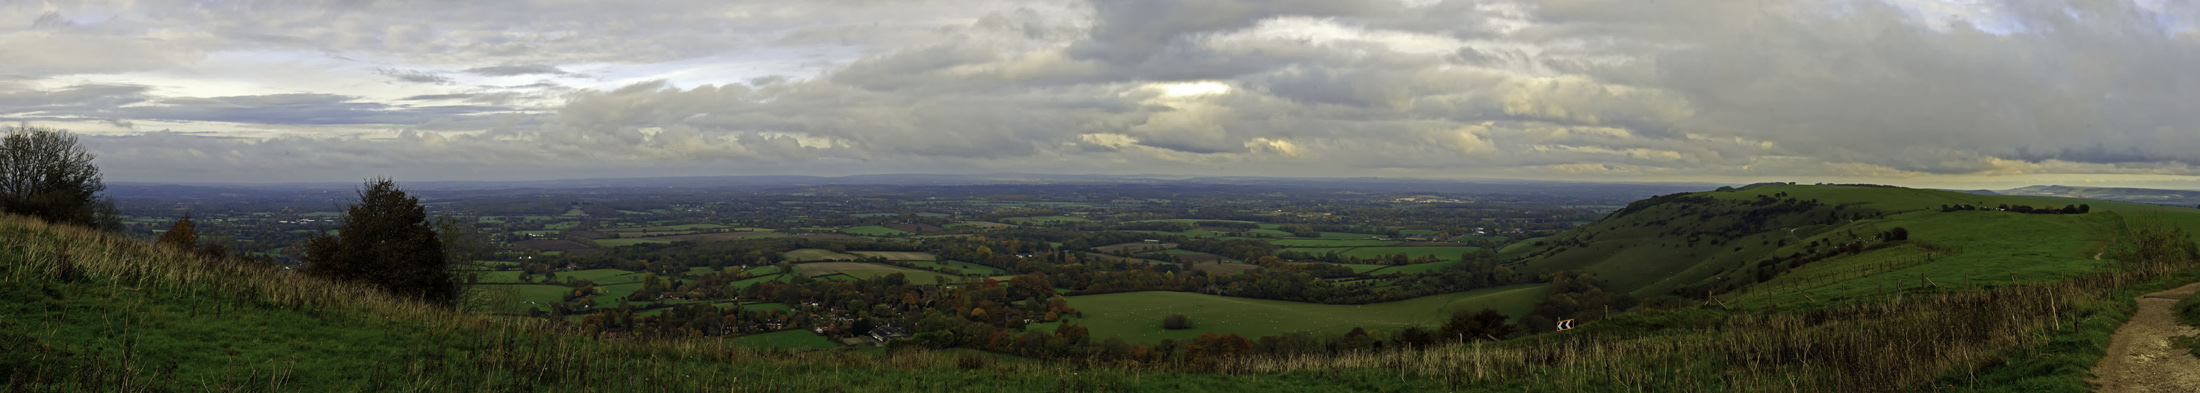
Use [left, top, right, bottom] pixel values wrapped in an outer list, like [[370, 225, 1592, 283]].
[[0, 126, 119, 230]]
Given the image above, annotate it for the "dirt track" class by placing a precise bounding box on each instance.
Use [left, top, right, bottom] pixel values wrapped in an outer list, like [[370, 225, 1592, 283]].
[[2089, 281, 2200, 392]]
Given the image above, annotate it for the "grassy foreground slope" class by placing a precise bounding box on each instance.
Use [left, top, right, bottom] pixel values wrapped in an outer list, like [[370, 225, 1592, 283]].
[[0, 214, 1466, 392]]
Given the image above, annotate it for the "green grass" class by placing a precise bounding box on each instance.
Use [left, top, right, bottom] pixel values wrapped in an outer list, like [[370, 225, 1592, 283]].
[[1316, 232, 1381, 239], [842, 225, 913, 236], [1271, 239, 1402, 247], [999, 216, 1090, 225], [1283, 246, 1483, 262], [561, 269, 646, 284], [1367, 260, 1463, 275], [2180, 290, 2200, 326], [476, 270, 527, 283], [1508, 184, 2181, 299], [910, 260, 1006, 276], [1294, 262, 1390, 274], [1066, 284, 1550, 343], [1336, 246, 1482, 261], [741, 302, 791, 312], [1123, 219, 1255, 224], [783, 249, 861, 261], [503, 284, 580, 309], [840, 269, 966, 285], [732, 274, 790, 288], [9, 212, 1515, 391], [594, 283, 644, 302], [593, 238, 672, 247], [727, 330, 841, 350]]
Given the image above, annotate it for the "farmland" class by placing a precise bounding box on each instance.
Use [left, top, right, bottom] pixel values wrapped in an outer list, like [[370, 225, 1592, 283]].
[[999, 215, 1090, 224], [909, 260, 1006, 276], [1065, 284, 1552, 343], [783, 249, 862, 261], [795, 262, 964, 283], [849, 251, 937, 260], [76, 179, 2200, 391]]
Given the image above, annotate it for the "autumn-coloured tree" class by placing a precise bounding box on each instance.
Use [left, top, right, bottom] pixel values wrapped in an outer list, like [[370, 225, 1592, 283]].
[[1186, 333, 1251, 362], [157, 214, 198, 251]]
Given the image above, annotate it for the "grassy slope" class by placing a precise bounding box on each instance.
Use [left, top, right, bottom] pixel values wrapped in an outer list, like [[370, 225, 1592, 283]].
[[1066, 284, 1550, 343], [0, 214, 1485, 392], [1512, 184, 2199, 299]]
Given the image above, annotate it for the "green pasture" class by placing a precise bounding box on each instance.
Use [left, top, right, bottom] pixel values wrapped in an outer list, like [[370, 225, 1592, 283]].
[[842, 225, 913, 236], [909, 260, 1006, 276], [1064, 284, 1551, 343]]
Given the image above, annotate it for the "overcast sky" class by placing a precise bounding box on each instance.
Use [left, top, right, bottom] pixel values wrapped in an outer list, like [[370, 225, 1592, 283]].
[[3, 0, 2197, 188]]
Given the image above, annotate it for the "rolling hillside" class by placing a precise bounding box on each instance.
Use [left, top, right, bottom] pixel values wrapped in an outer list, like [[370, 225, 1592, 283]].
[[11, 183, 2200, 391], [1508, 183, 2200, 300], [0, 214, 1449, 392]]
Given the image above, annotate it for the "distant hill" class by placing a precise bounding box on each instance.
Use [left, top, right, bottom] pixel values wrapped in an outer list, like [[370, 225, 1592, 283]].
[[1986, 185, 2200, 207]]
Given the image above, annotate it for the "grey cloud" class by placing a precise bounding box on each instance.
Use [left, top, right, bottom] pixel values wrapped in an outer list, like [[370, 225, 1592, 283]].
[[374, 68, 453, 85], [0, 84, 152, 115], [24, 0, 2200, 182], [106, 93, 508, 125], [401, 94, 476, 101], [463, 64, 571, 76], [1069, 0, 1392, 65]]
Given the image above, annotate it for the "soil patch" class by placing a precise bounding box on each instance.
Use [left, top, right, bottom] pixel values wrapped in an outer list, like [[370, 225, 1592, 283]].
[[2090, 281, 2200, 392]]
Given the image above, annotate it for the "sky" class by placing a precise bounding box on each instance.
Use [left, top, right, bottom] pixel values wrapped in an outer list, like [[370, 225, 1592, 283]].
[[3, 0, 2199, 189]]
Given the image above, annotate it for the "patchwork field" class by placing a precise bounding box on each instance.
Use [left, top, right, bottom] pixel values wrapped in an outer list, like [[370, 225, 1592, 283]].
[[1095, 242, 1175, 254], [1269, 239, 1403, 247], [795, 262, 965, 284], [842, 225, 913, 236], [1366, 260, 1463, 275], [850, 251, 938, 261], [731, 274, 790, 288], [909, 260, 1006, 276], [1153, 250, 1227, 263], [592, 238, 673, 247], [783, 249, 862, 262], [945, 221, 1012, 229], [1191, 263, 1260, 275], [1000, 216, 1090, 225], [1064, 284, 1552, 343], [1284, 246, 1484, 262], [1084, 253, 1173, 265], [1295, 262, 1390, 274]]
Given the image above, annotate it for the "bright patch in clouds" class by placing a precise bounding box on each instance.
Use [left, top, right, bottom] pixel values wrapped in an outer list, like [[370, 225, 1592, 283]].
[[0, 0, 2194, 189], [1154, 81, 1231, 97]]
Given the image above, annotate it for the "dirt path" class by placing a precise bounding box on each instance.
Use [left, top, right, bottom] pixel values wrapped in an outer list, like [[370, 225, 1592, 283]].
[[2089, 281, 2200, 392]]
